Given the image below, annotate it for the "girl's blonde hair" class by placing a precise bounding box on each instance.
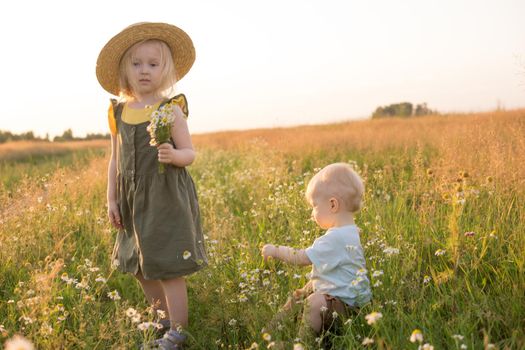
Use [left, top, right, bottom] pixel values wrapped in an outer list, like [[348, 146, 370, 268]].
[[118, 39, 177, 100], [306, 163, 365, 213]]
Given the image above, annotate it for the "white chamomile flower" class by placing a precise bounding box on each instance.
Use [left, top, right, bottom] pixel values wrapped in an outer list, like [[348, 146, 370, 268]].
[[435, 249, 446, 256], [362, 337, 374, 346], [357, 268, 368, 276], [107, 290, 121, 301], [157, 309, 166, 319], [383, 247, 400, 255], [125, 307, 137, 318], [372, 270, 384, 278], [365, 311, 382, 325], [410, 329, 423, 343], [131, 314, 141, 323]]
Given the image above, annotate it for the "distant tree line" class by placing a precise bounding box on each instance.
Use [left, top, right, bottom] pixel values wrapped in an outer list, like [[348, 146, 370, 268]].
[[372, 102, 438, 119], [0, 129, 110, 144], [52, 129, 111, 142], [0, 130, 45, 143]]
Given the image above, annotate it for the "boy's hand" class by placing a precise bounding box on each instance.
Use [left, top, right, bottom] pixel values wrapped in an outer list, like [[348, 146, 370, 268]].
[[293, 281, 313, 299], [261, 244, 277, 261], [293, 287, 307, 300]]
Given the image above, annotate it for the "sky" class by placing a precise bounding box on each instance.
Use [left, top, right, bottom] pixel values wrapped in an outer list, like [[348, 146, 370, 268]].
[[0, 0, 524, 138]]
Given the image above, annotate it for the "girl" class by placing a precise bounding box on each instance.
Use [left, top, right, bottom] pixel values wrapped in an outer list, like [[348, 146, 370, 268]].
[[96, 22, 207, 349]]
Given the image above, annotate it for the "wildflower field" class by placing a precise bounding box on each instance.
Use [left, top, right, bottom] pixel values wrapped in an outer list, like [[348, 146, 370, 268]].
[[1, 110, 524, 349]]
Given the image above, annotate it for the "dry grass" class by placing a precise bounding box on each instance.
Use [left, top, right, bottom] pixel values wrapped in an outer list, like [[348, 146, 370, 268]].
[[193, 109, 525, 186], [0, 140, 109, 161], [1, 109, 524, 349]]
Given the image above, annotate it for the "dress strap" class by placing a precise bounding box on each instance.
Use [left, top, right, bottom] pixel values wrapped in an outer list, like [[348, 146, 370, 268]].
[[110, 98, 125, 130], [158, 93, 189, 118]]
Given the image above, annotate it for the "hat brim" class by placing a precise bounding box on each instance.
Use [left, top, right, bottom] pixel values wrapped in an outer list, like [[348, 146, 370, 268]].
[[96, 22, 195, 96]]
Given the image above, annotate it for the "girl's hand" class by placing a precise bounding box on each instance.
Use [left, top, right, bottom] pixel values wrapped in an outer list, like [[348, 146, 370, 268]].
[[108, 201, 123, 229], [262, 244, 277, 261], [157, 143, 176, 165]]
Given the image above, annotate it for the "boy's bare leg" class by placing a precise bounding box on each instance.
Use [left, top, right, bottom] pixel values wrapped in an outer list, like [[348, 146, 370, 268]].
[[297, 292, 327, 344], [264, 297, 298, 335], [264, 282, 313, 334]]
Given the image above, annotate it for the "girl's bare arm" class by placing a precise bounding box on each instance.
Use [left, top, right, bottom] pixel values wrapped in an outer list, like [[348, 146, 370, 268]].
[[157, 105, 195, 167]]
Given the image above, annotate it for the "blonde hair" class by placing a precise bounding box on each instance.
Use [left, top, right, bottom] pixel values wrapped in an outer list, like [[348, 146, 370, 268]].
[[118, 39, 177, 100], [306, 163, 365, 213]]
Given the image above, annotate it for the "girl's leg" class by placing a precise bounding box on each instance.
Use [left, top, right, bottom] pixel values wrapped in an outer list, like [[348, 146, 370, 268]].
[[160, 277, 188, 330], [135, 271, 170, 321]]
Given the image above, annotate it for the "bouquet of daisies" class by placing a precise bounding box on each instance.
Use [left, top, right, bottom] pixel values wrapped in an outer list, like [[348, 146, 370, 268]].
[[146, 103, 176, 174]]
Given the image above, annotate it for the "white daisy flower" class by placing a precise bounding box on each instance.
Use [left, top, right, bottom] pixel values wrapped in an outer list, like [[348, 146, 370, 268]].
[[365, 311, 382, 325]]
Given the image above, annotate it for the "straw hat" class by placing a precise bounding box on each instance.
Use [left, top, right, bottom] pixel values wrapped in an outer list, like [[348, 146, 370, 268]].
[[96, 22, 195, 96]]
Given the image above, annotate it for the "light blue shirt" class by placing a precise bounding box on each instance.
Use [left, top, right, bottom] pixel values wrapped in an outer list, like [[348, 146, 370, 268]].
[[305, 225, 371, 307]]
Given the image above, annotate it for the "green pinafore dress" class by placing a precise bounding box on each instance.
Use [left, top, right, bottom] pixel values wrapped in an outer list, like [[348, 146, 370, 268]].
[[111, 95, 207, 280]]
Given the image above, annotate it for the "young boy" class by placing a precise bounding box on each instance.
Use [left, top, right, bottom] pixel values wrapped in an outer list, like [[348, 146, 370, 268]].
[[261, 162, 371, 344]]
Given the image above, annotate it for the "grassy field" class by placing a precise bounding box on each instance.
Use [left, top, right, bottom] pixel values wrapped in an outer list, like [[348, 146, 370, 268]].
[[0, 140, 108, 198], [0, 110, 524, 349]]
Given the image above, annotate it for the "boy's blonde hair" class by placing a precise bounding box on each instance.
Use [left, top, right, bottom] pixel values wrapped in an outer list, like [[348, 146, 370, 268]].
[[118, 39, 177, 99], [306, 163, 364, 213]]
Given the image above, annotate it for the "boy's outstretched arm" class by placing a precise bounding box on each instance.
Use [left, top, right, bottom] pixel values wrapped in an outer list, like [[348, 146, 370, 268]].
[[262, 244, 311, 266]]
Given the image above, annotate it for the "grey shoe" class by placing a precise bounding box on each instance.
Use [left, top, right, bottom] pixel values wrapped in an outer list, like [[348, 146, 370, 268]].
[[156, 319, 171, 336], [141, 329, 186, 350]]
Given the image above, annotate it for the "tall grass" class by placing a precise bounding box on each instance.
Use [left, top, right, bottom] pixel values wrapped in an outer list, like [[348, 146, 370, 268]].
[[0, 140, 108, 161], [0, 110, 523, 349], [0, 140, 109, 201]]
